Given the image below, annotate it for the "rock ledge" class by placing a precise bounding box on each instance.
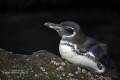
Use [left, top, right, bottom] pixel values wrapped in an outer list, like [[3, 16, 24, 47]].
[[0, 48, 119, 80]]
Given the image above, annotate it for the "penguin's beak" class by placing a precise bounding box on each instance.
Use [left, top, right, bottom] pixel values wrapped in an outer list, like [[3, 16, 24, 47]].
[[44, 22, 62, 30]]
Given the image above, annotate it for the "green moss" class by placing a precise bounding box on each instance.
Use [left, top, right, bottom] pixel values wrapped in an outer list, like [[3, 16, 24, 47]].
[[74, 73, 88, 80], [0, 72, 9, 80], [0, 49, 90, 80], [0, 54, 13, 69], [0, 64, 4, 68], [49, 77, 61, 80]]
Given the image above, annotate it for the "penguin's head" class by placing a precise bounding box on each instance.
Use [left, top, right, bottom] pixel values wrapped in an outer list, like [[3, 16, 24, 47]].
[[44, 21, 81, 38]]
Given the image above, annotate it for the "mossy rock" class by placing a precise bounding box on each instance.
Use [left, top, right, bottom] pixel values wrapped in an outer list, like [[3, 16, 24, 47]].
[[0, 48, 119, 80]]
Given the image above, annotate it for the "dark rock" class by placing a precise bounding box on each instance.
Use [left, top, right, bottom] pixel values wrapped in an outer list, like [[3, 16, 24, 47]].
[[0, 48, 119, 80]]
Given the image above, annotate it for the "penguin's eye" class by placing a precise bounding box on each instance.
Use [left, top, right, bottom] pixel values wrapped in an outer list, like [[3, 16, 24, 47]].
[[66, 27, 74, 30], [65, 27, 74, 34], [64, 26, 74, 30], [69, 27, 74, 30], [64, 26, 69, 29]]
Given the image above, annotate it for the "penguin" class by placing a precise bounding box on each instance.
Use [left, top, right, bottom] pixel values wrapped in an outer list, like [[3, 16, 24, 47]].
[[44, 21, 118, 74]]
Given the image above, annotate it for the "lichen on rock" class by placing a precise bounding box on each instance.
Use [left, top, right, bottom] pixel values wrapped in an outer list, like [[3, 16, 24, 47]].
[[0, 48, 119, 80]]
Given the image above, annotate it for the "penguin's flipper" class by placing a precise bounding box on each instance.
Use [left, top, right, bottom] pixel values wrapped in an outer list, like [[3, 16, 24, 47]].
[[88, 44, 118, 68]]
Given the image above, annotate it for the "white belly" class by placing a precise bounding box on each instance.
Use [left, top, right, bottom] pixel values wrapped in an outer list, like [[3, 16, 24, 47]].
[[59, 44, 105, 74]]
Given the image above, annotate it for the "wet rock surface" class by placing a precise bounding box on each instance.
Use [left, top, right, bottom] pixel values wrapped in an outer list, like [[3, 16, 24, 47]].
[[0, 48, 120, 80]]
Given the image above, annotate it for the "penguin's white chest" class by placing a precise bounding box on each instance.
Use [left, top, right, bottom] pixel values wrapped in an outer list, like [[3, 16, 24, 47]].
[[59, 44, 96, 66], [59, 40, 105, 74]]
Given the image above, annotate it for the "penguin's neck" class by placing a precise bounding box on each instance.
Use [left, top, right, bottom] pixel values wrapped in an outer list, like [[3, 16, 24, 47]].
[[60, 40, 72, 45], [62, 31, 86, 45]]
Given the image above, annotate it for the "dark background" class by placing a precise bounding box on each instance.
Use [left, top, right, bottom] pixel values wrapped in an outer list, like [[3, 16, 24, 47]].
[[0, 0, 120, 61]]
